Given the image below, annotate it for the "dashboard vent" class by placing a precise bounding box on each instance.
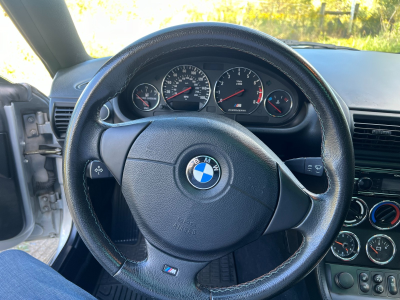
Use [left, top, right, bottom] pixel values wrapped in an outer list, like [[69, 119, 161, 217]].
[[54, 106, 74, 138], [353, 117, 400, 152]]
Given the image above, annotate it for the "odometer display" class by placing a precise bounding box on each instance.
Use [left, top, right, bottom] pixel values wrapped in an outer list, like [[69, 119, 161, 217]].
[[214, 67, 263, 114], [162, 65, 210, 111]]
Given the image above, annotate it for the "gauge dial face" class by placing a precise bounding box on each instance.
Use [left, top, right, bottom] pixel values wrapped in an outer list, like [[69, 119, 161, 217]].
[[344, 197, 368, 227], [162, 65, 211, 111], [369, 201, 400, 230], [331, 231, 360, 261], [132, 83, 160, 111], [265, 90, 293, 117], [214, 67, 263, 114], [366, 234, 396, 265]]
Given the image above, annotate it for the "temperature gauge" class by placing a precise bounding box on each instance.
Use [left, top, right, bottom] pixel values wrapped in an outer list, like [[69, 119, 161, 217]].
[[132, 83, 160, 111], [264, 90, 293, 117], [331, 231, 360, 261], [366, 234, 396, 265]]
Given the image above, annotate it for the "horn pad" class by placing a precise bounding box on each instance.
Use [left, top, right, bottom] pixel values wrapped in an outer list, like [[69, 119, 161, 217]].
[[122, 114, 279, 261]]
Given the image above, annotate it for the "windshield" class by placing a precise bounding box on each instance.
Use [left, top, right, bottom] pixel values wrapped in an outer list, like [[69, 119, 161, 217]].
[[66, 0, 400, 56]]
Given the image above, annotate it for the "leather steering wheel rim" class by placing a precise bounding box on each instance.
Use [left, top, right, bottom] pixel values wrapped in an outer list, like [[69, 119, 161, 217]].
[[63, 22, 354, 299]]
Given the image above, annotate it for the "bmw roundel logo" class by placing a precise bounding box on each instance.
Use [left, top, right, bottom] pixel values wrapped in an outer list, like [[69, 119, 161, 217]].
[[186, 156, 221, 190]]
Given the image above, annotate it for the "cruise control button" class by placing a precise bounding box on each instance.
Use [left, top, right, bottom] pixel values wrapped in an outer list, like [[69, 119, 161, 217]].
[[360, 282, 370, 293], [373, 274, 383, 283], [86, 161, 112, 179], [388, 276, 398, 295], [360, 273, 369, 282], [375, 284, 384, 294]]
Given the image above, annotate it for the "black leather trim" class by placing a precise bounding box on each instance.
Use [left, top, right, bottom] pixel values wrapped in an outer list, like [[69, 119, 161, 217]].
[[63, 22, 354, 299]]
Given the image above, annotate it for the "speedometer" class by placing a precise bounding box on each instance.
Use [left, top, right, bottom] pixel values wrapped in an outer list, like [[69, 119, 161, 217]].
[[214, 67, 263, 114], [162, 65, 211, 111]]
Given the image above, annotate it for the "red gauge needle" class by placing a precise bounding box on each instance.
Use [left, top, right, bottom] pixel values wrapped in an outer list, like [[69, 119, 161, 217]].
[[136, 94, 149, 107], [335, 241, 348, 251], [166, 87, 192, 101], [370, 245, 379, 254], [268, 101, 282, 113], [218, 89, 245, 103]]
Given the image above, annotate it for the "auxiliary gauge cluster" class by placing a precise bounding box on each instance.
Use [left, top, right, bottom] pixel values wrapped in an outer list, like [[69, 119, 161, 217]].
[[331, 197, 400, 266], [332, 232, 396, 265]]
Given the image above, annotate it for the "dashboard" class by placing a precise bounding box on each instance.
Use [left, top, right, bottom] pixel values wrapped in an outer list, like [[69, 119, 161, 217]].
[[48, 48, 400, 299], [116, 55, 304, 127]]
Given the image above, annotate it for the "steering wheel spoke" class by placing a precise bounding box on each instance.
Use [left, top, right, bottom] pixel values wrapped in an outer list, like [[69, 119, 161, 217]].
[[115, 240, 210, 299], [264, 164, 312, 235], [99, 122, 150, 184]]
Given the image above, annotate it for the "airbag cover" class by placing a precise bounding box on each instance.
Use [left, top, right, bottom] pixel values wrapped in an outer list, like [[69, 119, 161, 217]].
[[122, 114, 279, 261]]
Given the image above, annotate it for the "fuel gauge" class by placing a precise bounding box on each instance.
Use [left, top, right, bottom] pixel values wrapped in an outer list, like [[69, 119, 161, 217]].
[[132, 83, 160, 111]]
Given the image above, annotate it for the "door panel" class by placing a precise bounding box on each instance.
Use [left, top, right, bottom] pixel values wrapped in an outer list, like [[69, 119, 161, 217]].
[[0, 132, 24, 241], [0, 79, 67, 251]]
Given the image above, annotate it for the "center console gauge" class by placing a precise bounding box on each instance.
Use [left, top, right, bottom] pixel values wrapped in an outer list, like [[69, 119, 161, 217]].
[[369, 201, 400, 230], [162, 65, 211, 111], [366, 234, 396, 265], [344, 197, 368, 227], [214, 67, 263, 114], [331, 231, 360, 261]]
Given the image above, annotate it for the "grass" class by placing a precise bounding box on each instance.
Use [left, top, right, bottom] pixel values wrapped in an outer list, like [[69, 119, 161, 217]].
[[318, 34, 400, 53]]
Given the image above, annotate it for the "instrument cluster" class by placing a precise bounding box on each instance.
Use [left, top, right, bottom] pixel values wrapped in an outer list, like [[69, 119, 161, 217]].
[[121, 57, 302, 126]]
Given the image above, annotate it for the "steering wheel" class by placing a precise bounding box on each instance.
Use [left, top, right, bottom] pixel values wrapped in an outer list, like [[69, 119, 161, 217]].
[[63, 23, 354, 299]]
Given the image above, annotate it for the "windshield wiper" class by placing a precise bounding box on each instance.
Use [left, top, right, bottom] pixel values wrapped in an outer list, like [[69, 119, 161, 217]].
[[280, 39, 359, 51]]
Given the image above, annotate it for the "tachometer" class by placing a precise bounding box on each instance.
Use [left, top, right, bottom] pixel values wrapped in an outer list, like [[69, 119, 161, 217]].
[[162, 65, 211, 111], [214, 67, 263, 114]]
